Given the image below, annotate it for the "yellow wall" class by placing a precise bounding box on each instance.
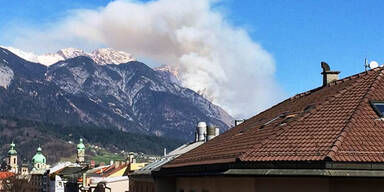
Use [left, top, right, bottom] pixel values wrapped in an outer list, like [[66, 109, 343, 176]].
[[108, 167, 127, 177], [129, 163, 147, 171]]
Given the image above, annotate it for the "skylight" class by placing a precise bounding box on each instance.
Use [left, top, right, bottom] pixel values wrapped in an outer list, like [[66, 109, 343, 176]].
[[370, 101, 384, 117]]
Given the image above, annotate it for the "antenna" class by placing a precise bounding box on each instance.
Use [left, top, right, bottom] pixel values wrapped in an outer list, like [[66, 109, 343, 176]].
[[365, 58, 380, 71], [369, 61, 379, 69]]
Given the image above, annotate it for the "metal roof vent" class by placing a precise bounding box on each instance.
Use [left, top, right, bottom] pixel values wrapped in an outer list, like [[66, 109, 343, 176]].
[[196, 122, 207, 142]]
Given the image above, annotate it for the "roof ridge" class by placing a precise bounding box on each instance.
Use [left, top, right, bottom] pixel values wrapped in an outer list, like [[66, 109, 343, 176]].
[[326, 68, 384, 160], [250, 68, 376, 121], [239, 69, 377, 161], [290, 67, 380, 101]]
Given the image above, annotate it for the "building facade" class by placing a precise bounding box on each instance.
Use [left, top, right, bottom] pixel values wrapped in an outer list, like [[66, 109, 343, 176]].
[[7, 142, 18, 174], [76, 138, 85, 164], [130, 122, 220, 192], [32, 147, 48, 172]]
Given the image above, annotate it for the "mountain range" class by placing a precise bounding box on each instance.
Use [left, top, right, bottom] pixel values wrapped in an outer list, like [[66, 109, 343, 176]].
[[0, 47, 233, 161]]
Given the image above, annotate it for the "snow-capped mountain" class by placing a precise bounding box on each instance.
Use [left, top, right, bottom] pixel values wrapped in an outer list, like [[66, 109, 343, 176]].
[[0, 46, 136, 66], [90, 48, 136, 65], [0, 47, 233, 142], [155, 65, 182, 85]]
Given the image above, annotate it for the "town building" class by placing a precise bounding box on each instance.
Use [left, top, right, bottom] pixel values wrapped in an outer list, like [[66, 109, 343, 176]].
[[81, 160, 130, 191], [47, 162, 85, 192], [7, 142, 18, 174], [31, 146, 48, 173], [130, 121, 220, 192], [153, 63, 384, 192], [76, 138, 86, 164], [21, 164, 29, 175]]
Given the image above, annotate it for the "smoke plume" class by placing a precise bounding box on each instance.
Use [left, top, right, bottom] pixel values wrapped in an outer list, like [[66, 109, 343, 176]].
[[7, 0, 285, 118]]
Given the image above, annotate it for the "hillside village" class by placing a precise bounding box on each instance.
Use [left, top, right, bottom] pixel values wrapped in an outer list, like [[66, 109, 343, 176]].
[[0, 121, 221, 191]]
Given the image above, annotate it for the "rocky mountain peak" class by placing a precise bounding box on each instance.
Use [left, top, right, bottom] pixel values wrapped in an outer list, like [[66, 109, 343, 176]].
[[56, 48, 86, 59], [90, 48, 136, 65], [0, 46, 136, 66]]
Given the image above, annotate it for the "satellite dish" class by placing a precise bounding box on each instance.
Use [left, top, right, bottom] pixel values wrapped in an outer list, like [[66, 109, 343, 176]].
[[369, 61, 379, 69]]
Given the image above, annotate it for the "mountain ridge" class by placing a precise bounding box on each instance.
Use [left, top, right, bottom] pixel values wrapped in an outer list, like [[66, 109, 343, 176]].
[[0, 47, 234, 142], [0, 46, 136, 66]]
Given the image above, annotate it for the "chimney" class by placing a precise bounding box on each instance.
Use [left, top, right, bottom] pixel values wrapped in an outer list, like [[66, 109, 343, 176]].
[[321, 62, 340, 86], [206, 125, 216, 141], [114, 160, 120, 168], [215, 127, 220, 137], [90, 160, 96, 168], [128, 152, 135, 163]]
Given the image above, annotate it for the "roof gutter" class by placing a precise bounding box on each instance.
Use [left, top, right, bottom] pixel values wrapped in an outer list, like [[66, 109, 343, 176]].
[[224, 168, 384, 177], [155, 161, 384, 177]]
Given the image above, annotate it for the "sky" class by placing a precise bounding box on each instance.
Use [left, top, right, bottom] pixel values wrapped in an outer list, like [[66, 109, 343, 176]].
[[0, 0, 383, 118]]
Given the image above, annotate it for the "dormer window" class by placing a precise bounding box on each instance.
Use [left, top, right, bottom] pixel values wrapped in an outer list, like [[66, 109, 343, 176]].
[[370, 101, 384, 117]]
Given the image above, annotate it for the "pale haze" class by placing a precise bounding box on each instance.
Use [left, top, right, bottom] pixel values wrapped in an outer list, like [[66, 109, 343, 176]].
[[6, 0, 285, 118]]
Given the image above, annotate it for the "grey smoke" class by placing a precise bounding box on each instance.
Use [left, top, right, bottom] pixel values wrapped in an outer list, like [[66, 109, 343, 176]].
[[7, 0, 285, 118]]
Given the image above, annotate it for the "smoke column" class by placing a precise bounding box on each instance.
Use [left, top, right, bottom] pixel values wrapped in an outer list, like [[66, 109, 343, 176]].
[[8, 0, 285, 117]]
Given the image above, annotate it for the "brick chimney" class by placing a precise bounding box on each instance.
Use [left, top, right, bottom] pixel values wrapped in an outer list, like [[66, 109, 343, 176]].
[[321, 62, 340, 86], [114, 160, 121, 168]]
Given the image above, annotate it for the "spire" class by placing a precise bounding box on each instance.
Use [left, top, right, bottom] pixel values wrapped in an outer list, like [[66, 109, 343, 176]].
[[7, 141, 18, 174], [77, 138, 85, 151], [8, 142, 17, 155], [76, 138, 86, 164], [32, 146, 46, 163]]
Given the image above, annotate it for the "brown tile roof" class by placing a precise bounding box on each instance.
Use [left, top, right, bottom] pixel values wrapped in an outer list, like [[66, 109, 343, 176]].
[[165, 67, 384, 168]]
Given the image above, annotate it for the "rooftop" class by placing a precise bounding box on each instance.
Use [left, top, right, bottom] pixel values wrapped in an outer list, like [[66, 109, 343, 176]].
[[0, 172, 15, 179], [165, 66, 384, 168]]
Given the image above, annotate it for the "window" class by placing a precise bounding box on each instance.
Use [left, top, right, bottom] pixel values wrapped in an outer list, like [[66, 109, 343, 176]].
[[371, 101, 384, 117]]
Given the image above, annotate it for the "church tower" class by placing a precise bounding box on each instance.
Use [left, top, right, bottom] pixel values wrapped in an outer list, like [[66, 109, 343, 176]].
[[76, 138, 85, 164], [32, 146, 46, 171], [7, 142, 18, 174]]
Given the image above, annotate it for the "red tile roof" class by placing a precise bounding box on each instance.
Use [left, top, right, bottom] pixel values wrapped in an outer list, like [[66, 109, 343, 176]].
[[0, 172, 15, 179], [165, 67, 384, 168], [93, 164, 127, 177]]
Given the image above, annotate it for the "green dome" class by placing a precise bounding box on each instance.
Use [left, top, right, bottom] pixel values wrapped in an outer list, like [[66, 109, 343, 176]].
[[8, 142, 17, 155], [32, 147, 46, 164], [77, 138, 85, 151]]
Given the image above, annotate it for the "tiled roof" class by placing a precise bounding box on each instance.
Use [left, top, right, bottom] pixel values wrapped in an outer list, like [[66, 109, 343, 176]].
[[133, 141, 204, 175], [87, 164, 128, 177], [0, 172, 15, 179], [165, 67, 384, 168]]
